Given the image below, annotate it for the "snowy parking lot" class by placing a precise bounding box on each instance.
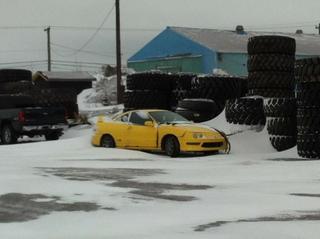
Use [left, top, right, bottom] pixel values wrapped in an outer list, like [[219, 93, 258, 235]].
[[1, 118, 320, 239]]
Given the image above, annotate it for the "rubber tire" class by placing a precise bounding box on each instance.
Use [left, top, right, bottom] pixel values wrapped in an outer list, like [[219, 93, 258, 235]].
[[0, 69, 32, 82], [0, 81, 34, 94], [124, 90, 170, 110], [126, 72, 174, 91], [164, 136, 180, 157], [177, 98, 224, 112], [191, 76, 243, 100], [247, 35, 296, 55], [0, 95, 34, 109], [1, 124, 17, 144], [295, 57, 320, 83], [175, 108, 218, 123], [269, 135, 296, 152], [297, 134, 320, 159], [248, 54, 295, 72], [264, 98, 296, 117], [267, 117, 297, 136], [175, 74, 196, 90], [45, 132, 60, 141], [100, 135, 116, 148], [170, 90, 192, 109], [225, 97, 266, 126], [297, 108, 320, 134], [297, 82, 320, 107], [248, 71, 295, 90], [247, 89, 295, 98]]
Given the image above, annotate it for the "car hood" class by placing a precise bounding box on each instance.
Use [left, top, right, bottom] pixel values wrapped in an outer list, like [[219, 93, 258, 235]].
[[159, 123, 218, 133]]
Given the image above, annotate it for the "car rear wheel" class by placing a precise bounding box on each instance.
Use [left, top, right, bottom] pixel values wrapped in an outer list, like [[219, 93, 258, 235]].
[[1, 124, 17, 144], [101, 135, 115, 148], [164, 136, 180, 157]]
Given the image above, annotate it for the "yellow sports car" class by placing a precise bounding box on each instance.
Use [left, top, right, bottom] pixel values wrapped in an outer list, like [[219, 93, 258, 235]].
[[91, 109, 230, 157]]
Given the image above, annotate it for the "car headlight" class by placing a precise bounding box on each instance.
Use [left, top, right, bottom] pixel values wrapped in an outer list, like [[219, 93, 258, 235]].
[[193, 133, 206, 139]]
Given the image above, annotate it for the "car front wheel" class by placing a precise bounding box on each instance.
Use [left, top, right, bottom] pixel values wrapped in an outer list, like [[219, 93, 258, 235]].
[[164, 136, 180, 157], [101, 135, 115, 148]]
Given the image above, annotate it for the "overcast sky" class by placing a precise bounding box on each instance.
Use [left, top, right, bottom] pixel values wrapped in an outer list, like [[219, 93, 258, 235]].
[[0, 0, 319, 72]]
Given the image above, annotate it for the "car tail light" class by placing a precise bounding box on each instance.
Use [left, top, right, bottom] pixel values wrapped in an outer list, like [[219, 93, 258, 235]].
[[18, 111, 26, 123]]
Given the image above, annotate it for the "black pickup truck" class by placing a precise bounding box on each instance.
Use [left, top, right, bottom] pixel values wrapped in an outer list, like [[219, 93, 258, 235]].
[[0, 95, 67, 144]]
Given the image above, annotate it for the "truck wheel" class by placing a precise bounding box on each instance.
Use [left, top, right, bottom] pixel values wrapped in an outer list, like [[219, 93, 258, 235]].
[[1, 124, 17, 144], [45, 132, 60, 141], [164, 136, 180, 157], [100, 135, 115, 148]]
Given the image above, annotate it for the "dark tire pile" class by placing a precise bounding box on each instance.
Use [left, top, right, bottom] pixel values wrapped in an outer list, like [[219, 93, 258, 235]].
[[125, 72, 175, 111], [125, 72, 247, 122], [32, 80, 79, 119], [296, 58, 320, 159], [0, 69, 35, 109], [225, 97, 265, 126], [247, 35, 297, 151], [0, 69, 82, 119]]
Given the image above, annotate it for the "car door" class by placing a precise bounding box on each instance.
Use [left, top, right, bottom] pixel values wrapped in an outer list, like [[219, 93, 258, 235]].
[[112, 112, 131, 147], [126, 111, 158, 148]]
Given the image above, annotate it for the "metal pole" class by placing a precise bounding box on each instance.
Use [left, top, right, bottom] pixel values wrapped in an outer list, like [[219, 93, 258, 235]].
[[116, 0, 122, 103], [44, 27, 51, 71]]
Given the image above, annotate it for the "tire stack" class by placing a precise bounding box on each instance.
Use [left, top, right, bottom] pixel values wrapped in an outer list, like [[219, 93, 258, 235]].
[[175, 98, 223, 123], [295, 58, 320, 159], [247, 36, 296, 98], [124, 72, 174, 111], [225, 97, 265, 127], [170, 73, 196, 110], [183, 75, 244, 122], [0, 69, 35, 110], [247, 35, 297, 151], [32, 80, 79, 119], [264, 98, 297, 151], [0, 69, 33, 95]]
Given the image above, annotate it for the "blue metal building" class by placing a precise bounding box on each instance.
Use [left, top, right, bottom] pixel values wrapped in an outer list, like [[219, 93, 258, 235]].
[[128, 26, 320, 77]]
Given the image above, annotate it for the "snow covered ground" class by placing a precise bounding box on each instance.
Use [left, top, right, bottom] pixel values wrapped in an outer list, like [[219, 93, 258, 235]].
[[1, 110, 320, 239]]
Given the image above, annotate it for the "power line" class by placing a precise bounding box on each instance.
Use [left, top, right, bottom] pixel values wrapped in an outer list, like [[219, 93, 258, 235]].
[[52, 63, 104, 69], [0, 60, 47, 65], [51, 25, 161, 32], [52, 60, 111, 65], [0, 49, 46, 53], [51, 42, 115, 57], [68, 4, 115, 56]]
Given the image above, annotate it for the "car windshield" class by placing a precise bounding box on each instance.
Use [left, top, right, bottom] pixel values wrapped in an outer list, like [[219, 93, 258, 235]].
[[149, 111, 190, 124]]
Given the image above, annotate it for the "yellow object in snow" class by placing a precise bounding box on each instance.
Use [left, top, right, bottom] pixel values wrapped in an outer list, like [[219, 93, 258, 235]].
[[91, 109, 229, 157]]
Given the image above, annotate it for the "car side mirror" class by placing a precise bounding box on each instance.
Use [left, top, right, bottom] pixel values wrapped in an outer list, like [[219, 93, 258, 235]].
[[144, 121, 154, 127]]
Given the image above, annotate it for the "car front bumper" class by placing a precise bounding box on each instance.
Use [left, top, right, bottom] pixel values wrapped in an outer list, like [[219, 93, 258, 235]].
[[91, 132, 102, 146], [179, 138, 228, 152]]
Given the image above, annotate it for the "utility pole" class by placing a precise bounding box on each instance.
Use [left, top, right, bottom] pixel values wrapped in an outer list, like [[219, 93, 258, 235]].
[[115, 0, 122, 103], [44, 26, 52, 71], [316, 23, 320, 35]]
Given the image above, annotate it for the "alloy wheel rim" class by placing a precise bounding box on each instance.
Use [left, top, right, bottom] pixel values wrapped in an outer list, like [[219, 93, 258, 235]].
[[4, 128, 11, 143]]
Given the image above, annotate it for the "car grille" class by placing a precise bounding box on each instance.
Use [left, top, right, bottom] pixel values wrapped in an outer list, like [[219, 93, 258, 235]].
[[202, 142, 223, 148]]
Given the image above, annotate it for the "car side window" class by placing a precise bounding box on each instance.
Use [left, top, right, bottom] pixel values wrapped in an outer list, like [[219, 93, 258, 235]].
[[129, 111, 151, 126], [121, 114, 129, 122], [115, 113, 129, 123]]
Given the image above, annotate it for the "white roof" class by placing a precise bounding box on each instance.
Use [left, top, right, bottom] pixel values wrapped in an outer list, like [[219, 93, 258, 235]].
[[170, 26, 320, 55]]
